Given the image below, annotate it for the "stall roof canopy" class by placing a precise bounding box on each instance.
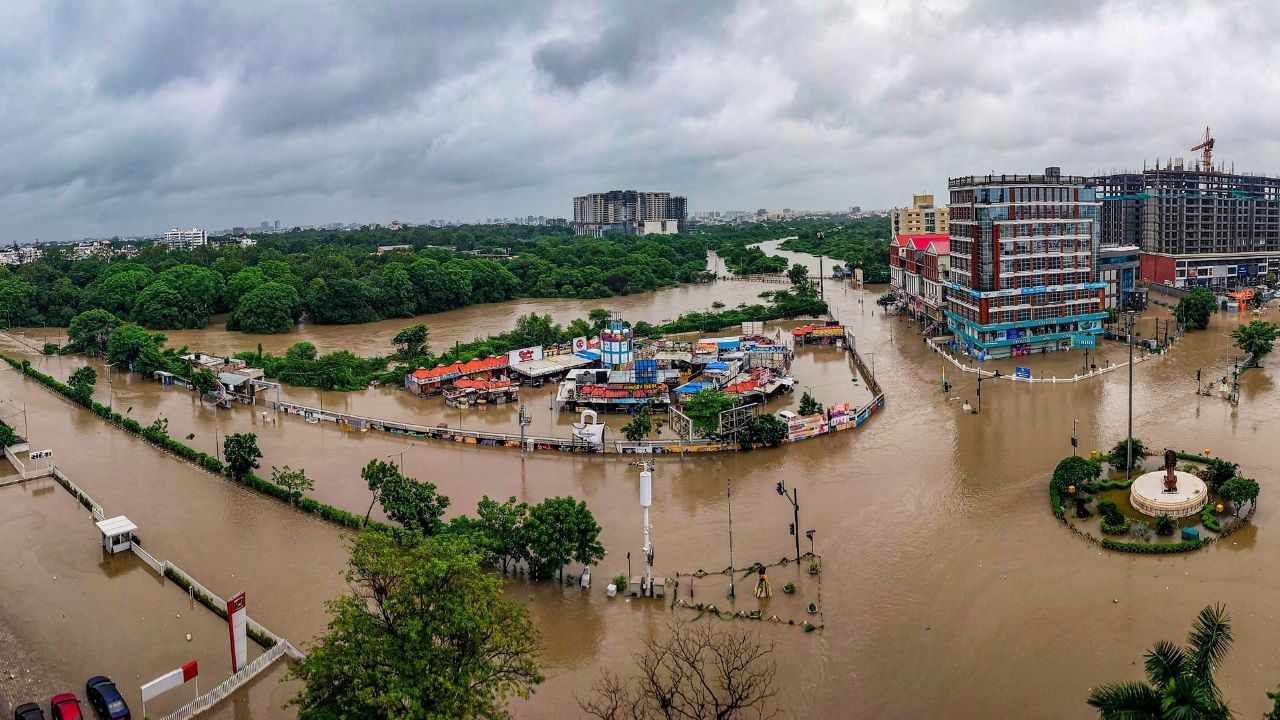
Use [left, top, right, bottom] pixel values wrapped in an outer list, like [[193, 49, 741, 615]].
[[218, 372, 251, 387], [511, 353, 594, 378], [409, 356, 508, 382], [95, 516, 137, 536], [706, 361, 730, 371]]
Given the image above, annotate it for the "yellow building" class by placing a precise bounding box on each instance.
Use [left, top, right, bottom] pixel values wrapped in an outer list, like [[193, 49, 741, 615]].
[[891, 194, 949, 236]]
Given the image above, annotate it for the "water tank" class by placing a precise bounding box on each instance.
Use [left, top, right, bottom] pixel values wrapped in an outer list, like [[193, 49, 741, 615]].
[[640, 471, 652, 508]]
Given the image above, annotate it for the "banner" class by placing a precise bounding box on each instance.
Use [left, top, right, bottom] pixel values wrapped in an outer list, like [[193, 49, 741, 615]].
[[227, 592, 247, 672], [141, 660, 198, 702], [507, 346, 544, 365], [571, 336, 587, 352]]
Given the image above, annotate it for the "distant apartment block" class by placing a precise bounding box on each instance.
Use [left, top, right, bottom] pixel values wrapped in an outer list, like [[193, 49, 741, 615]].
[[162, 228, 208, 250], [946, 168, 1106, 359], [572, 190, 687, 236], [1093, 160, 1280, 289], [891, 194, 950, 236], [0, 245, 43, 266]]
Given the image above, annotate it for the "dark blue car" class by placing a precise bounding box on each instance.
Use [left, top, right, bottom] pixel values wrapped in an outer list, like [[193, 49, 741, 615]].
[[83, 677, 129, 720]]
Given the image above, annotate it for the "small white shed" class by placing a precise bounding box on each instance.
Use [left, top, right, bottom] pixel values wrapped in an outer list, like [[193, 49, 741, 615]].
[[95, 516, 136, 555]]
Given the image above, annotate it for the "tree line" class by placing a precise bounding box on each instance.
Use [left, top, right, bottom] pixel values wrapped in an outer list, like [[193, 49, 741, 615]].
[[0, 225, 713, 334]]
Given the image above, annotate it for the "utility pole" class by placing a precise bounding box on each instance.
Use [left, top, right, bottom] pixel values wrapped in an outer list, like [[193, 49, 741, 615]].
[[775, 480, 800, 564], [518, 404, 531, 459], [817, 231, 825, 302], [1072, 417, 1078, 456], [1126, 311, 1136, 479], [632, 460, 656, 597], [727, 477, 735, 599]]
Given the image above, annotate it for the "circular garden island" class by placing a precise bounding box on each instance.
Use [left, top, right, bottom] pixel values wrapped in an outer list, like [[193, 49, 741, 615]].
[[1049, 439, 1259, 554]]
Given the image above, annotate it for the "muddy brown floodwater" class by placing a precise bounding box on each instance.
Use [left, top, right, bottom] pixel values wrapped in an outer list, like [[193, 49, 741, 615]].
[[3, 244, 1280, 718]]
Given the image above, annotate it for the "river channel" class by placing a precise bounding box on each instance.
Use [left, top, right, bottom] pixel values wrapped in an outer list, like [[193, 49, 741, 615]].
[[2, 241, 1280, 718]]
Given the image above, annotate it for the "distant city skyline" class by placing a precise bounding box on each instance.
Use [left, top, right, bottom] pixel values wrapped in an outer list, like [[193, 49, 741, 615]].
[[4, 2, 1279, 243]]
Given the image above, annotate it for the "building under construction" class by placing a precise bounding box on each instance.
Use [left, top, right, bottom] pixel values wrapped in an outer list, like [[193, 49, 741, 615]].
[[1092, 128, 1280, 289]]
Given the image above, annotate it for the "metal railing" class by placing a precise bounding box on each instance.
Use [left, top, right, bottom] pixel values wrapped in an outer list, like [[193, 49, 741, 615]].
[[926, 337, 1155, 383]]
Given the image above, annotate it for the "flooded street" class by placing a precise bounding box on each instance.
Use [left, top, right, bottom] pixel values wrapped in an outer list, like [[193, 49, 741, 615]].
[[2, 254, 1280, 718]]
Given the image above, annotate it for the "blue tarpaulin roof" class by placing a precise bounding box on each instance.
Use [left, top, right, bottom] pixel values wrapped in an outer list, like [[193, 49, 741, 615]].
[[575, 350, 601, 360], [675, 381, 713, 395], [706, 361, 730, 371]]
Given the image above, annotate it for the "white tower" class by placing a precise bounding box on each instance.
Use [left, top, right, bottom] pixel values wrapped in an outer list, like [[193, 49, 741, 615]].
[[640, 468, 653, 596]]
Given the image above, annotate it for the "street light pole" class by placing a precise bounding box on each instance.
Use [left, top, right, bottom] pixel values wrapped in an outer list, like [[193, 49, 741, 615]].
[[976, 369, 1002, 413], [727, 477, 735, 599], [1126, 311, 1136, 479], [518, 403, 531, 459], [775, 481, 800, 564]]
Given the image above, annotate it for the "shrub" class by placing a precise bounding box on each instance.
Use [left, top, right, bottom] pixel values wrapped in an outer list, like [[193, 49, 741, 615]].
[[612, 574, 628, 591], [1052, 456, 1102, 494], [1155, 514, 1176, 536], [1097, 499, 1131, 535], [1106, 437, 1150, 471], [1100, 538, 1204, 554], [782, 582, 796, 594], [1200, 506, 1222, 533]]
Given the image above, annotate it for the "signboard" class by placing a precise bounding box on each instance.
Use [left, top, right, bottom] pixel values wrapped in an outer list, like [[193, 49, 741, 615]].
[[29, 449, 52, 459], [571, 336, 588, 352], [1005, 329, 1022, 340], [227, 592, 247, 672], [786, 414, 827, 441], [1015, 366, 1032, 380], [620, 383, 662, 392], [854, 268, 864, 284], [507, 346, 544, 365], [810, 326, 845, 337], [1071, 334, 1097, 349], [141, 660, 198, 703]]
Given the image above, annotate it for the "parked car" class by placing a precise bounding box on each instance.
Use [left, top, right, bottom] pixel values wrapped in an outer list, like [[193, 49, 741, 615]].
[[13, 703, 46, 720], [47, 694, 81, 720], [84, 677, 130, 720]]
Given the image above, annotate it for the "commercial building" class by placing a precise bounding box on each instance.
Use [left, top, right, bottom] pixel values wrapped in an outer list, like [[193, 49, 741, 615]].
[[891, 194, 949, 237], [1092, 141, 1280, 289], [1096, 245, 1141, 310], [945, 168, 1106, 359], [162, 228, 208, 250], [888, 233, 950, 329], [572, 190, 687, 236]]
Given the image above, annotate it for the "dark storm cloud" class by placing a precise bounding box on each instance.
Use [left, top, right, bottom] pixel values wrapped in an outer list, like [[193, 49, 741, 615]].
[[2, 0, 1280, 241]]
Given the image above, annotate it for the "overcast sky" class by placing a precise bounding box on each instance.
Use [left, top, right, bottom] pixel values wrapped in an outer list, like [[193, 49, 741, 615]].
[[3, 0, 1279, 242]]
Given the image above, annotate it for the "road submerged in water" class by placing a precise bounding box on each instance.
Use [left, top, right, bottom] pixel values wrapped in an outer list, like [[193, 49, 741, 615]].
[[2, 245, 1279, 718]]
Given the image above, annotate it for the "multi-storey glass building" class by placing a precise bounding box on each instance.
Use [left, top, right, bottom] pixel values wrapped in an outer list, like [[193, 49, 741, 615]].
[[946, 168, 1107, 359]]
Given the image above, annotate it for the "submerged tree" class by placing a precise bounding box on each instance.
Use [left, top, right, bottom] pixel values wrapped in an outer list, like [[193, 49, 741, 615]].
[[289, 529, 543, 719], [1230, 319, 1279, 366], [1107, 437, 1151, 471], [223, 432, 262, 481], [580, 621, 778, 720], [271, 465, 315, 506], [1086, 604, 1233, 719]]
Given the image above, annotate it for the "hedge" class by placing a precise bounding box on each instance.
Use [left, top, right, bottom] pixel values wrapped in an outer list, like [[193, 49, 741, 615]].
[[164, 566, 276, 650], [1082, 477, 1136, 492], [1201, 506, 1222, 533], [1100, 538, 1205, 554], [1049, 485, 1064, 519], [2, 353, 387, 534]]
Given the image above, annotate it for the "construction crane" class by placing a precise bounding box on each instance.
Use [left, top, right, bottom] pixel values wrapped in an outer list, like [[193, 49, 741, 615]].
[[1192, 126, 1215, 172]]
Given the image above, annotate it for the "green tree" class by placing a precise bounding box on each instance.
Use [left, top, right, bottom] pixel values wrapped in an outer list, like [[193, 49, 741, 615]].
[[308, 278, 380, 324], [473, 495, 530, 573], [68, 365, 96, 403], [86, 268, 152, 316], [526, 496, 605, 582], [0, 423, 17, 447], [621, 406, 653, 442], [191, 368, 219, 405], [681, 389, 738, 438], [376, 263, 417, 318], [157, 264, 225, 320], [786, 263, 810, 286], [227, 282, 302, 333], [1051, 455, 1102, 493], [1230, 320, 1279, 366], [271, 465, 314, 506], [392, 323, 430, 360], [131, 281, 187, 329], [1197, 458, 1238, 493], [737, 413, 788, 449], [1108, 437, 1151, 471], [798, 391, 823, 416], [288, 529, 543, 719], [511, 313, 563, 348], [66, 309, 121, 356], [1174, 287, 1218, 330], [0, 278, 36, 327], [106, 324, 163, 370], [1218, 476, 1260, 517], [1086, 604, 1233, 719], [360, 459, 451, 535], [223, 432, 262, 481]]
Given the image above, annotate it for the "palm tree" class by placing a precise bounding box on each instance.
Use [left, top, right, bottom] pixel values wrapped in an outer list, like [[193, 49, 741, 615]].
[[1087, 604, 1233, 719]]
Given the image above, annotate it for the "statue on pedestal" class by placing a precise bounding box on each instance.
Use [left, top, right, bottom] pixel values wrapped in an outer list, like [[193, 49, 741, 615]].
[[1163, 448, 1178, 493]]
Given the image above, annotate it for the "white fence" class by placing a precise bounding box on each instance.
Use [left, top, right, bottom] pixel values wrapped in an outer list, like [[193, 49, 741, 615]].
[[158, 641, 293, 720], [926, 337, 1156, 384]]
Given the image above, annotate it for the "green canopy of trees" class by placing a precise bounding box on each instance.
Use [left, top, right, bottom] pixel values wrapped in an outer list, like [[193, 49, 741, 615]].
[[1231, 319, 1279, 365], [1174, 287, 1218, 330]]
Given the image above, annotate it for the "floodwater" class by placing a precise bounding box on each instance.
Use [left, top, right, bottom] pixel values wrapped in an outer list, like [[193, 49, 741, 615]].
[[2, 245, 1280, 718]]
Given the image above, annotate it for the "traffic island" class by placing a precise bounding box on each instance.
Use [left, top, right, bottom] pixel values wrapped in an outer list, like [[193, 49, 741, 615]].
[[1049, 449, 1257, 554]]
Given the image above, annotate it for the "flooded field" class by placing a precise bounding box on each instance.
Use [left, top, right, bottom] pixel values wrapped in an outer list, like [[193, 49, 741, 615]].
[[2, 246, 1280, 718]]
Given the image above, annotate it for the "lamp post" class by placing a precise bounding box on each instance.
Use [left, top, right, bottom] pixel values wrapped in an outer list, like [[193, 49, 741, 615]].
[[1125, 311, 1137, 479], [388, 442, 418, 470], [805, 528, 816, 558], [727, 477, 735, 599], [864, 352, 876, 379], [976, 369, 1002, 413], [775, 480, 800, 564]]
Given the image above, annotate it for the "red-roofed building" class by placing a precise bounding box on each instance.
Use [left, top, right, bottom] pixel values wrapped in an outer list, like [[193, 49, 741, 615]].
[[404, 356, 510, 395], [889, 233, 951, 329]]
